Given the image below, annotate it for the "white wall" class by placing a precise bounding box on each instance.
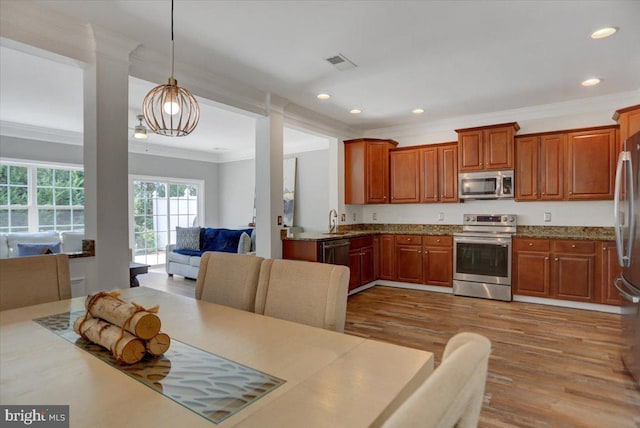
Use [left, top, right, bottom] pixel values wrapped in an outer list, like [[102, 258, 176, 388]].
[[217, 149, 330, 231], [0, 135, 83, 164], [291, 150, 329, 232], [218, 158, 256, 228]]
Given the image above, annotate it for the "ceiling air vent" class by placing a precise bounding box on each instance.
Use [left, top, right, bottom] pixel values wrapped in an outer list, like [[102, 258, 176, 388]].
[[325, 54, 357, 71]]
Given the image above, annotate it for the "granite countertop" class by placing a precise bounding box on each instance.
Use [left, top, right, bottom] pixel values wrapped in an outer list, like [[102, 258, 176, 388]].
[[282, 225, 615, 242]]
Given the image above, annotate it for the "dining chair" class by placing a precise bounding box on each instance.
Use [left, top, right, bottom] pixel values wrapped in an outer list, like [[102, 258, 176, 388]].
[[370, 332, 492, 428], [0, 253, 71, 311], [254, 259, 349, 332], [195, 251, 264, 312]]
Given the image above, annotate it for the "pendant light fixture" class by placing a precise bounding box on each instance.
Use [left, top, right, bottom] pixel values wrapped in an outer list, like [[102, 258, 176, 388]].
[[133, 115, 148, 139], [143, 0, 199, 137]]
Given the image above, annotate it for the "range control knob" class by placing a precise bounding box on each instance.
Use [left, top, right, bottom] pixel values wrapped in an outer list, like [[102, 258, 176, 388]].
[[503, 215, 514, 223], [465, 216, 472, 222]]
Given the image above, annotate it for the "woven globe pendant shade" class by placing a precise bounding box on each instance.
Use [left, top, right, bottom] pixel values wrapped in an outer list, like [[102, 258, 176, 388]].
[[142, 0, 199, 137], [143, 77, 199, 137]]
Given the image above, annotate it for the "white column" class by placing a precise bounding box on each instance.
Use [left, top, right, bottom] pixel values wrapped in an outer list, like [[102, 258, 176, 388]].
[[83, 27, 139, 292], [255, 94, 285, 258]]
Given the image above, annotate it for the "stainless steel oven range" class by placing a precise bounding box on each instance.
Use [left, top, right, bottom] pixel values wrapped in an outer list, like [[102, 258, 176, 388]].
[[453, 214, 517, 301]]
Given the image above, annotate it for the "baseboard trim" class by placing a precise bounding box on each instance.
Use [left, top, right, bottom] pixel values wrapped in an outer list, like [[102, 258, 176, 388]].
[[355, 280, 622, 314]]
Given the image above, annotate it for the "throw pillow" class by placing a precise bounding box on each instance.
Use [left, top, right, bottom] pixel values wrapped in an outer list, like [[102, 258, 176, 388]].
[[202, 228, 245, 253], [175, 226, 201, 251], [237, 232, 251, 254], [17, 242, 62, 257], [250, 229, 256, 252]]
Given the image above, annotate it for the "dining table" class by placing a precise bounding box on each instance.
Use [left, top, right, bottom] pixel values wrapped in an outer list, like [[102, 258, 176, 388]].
[[0, 287, 434, 427]]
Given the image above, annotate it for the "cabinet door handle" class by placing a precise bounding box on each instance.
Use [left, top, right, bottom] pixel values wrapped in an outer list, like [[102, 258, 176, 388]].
[[545, 257, 549, 260], [436, 239, 441, 243], [571, 244, 576, 248], [542, 192, 545, 195], [528, 242, 534, 246], [555, 258, 559, 261]]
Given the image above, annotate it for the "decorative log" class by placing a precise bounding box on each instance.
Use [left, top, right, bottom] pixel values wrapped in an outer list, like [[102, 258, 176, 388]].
[[145, 332, 171, 356], [73, 316, 146, 364], [85, 292, 161, 339]]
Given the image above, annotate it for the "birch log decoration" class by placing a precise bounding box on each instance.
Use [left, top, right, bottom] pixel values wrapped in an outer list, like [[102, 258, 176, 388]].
[[145, 332, 171, 356], [85, 292, 161, 339], [73, 317, 146, 364]]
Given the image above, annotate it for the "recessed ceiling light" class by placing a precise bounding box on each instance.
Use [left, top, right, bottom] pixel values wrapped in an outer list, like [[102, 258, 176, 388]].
[[591, 27, 617, 39], [350, 109, 362, 114], [412, 108, 424, 114], [316, 93, 331, 100], [581, 78, 601, 87]]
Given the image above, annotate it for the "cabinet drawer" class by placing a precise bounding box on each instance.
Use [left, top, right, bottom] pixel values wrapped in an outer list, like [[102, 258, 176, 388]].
[[350, 236, 374, 250], [552, 240, 596, 254], [424, 235, 452, 247], [395, 235, 422, 245], [514, 238, 550, 252]]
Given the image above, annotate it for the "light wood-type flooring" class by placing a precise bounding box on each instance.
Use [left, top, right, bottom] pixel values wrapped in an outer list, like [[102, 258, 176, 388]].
[[139, 270, 640, 427]]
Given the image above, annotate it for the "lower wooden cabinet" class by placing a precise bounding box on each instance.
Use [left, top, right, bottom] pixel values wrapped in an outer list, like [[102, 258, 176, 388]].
[[348, 236, 375, 291], [422, 236, 453, 287], [513, 238, 620, 305], [379, 234, 396, 280], [395, 235, 423, 283]]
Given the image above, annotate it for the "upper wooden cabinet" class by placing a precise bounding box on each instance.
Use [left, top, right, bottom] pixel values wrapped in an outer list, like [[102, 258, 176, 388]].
[[515, 133, 565, 201], [567, 127, 616, 200], [515, 126, 616, 202], [390, 148, 421, 203], [456, 123, 519, 172], [389, 142, 458, 204], [613, 104, 640, 145], [344, 138, 398, 204]]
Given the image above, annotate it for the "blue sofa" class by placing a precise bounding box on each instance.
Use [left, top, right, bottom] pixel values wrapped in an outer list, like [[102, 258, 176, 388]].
[[166, 228, 254, 279]]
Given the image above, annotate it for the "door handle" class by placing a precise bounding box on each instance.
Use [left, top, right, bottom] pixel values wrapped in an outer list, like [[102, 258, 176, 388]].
[[614, 277, 640, 303]]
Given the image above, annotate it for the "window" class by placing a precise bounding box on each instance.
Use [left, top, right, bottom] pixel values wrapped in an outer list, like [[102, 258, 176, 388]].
[[130, 177, 202, 266], [0, 161, 84, 233]]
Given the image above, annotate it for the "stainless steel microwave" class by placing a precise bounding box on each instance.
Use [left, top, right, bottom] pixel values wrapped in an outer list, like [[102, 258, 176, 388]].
[[458, 170, 514, 199]]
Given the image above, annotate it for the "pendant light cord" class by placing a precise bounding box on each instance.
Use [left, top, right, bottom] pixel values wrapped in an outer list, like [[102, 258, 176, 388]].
[[170, 0, 174, 78]]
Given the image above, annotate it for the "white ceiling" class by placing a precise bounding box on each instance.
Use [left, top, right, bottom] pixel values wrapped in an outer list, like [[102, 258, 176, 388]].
[[32, 0, 640, 130]]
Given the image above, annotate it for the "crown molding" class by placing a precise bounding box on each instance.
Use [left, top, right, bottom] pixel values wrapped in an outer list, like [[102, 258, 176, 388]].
[[284, 102, 359, 140], [129, 47, 268, 118], [0, 0, 93, 64], [89, 25, 140, 63], [364, 90, 640, 139], [0, 121, 83, 145]]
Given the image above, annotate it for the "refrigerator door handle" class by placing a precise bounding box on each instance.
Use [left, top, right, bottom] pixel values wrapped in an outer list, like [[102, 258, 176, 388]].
[[614, 151, 632, 267], [614, 277, 640, 304], [627, 147, 635, 266]]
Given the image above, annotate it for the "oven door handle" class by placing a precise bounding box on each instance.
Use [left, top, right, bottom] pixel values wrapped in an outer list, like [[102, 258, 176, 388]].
[[454, 237, 511, 245]]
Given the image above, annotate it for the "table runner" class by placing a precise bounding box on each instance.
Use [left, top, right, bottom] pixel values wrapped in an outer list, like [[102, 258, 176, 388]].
[[34, 311, 285, 424]]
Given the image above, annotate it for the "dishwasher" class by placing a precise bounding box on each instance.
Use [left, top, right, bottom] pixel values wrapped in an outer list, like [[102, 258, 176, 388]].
[[321, 239, 350, 266]]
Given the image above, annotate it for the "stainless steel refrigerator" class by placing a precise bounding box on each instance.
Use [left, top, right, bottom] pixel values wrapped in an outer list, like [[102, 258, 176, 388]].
[[614, 131, 640, 385]]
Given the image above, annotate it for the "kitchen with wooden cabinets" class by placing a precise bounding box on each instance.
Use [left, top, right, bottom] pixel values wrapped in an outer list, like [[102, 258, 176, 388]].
[[283, 105, 640, 313]]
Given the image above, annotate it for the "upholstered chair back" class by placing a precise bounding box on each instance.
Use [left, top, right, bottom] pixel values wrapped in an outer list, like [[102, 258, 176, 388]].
[[195, 252, 264, 312], [255, 259, 349, 332], [0, 254, 71, 311], [371, 332, 492, 428]]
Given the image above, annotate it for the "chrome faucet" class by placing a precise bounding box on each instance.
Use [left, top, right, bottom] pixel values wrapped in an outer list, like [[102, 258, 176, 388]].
[[328, 209, 338, 233]]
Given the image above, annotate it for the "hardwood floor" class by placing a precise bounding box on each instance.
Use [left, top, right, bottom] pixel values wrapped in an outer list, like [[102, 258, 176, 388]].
[[140, 271, 640, 427]]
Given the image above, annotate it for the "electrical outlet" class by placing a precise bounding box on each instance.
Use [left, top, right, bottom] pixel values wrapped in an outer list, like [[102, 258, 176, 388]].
[[372, 212, 377, 221], [544, 212, 551, 222], [438, 212, 444, 221], [341, 213, 346, 222], [352, 212, 356, 222]]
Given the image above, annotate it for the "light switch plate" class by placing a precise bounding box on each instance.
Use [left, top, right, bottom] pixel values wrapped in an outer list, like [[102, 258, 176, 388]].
[[438, 212, 444, 221], [544, 212, 551, 222], [341, 213, 346, 222], [372, 212, 377, 221]]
